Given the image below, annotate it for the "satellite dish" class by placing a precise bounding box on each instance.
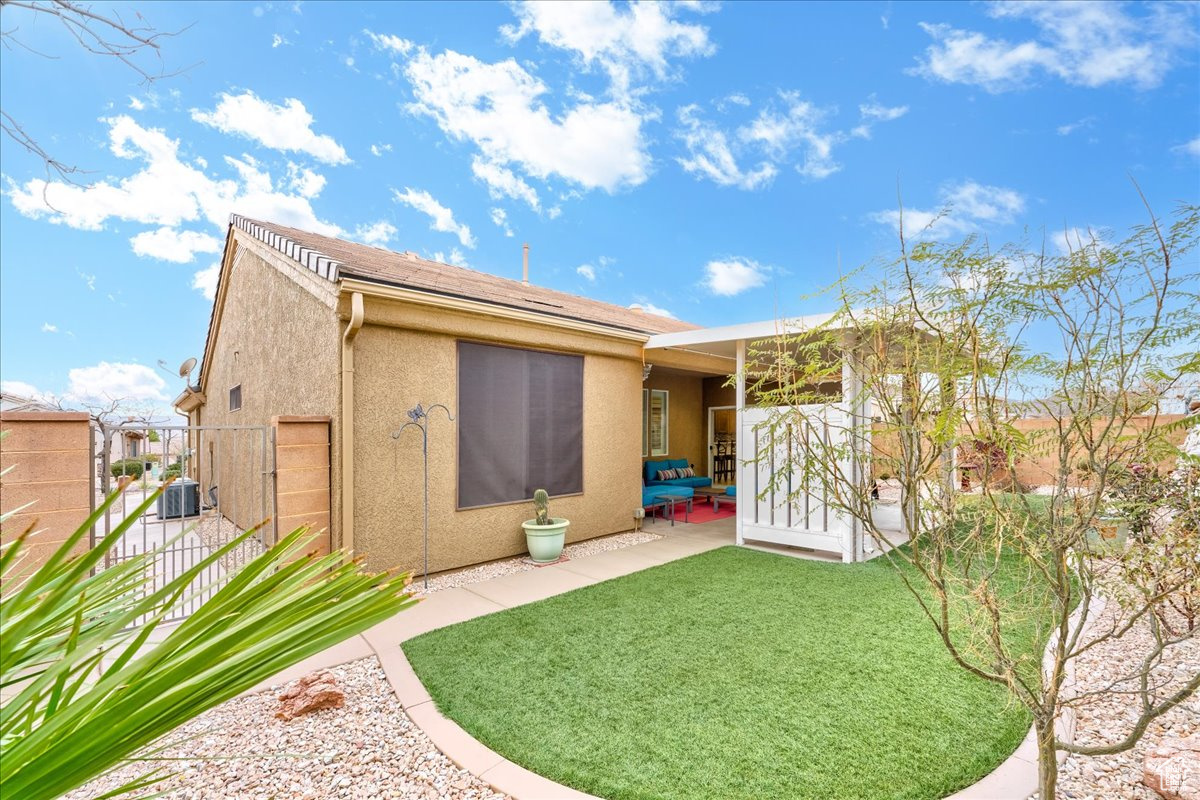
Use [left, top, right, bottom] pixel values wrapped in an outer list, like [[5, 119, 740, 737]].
[[178, 357, 197, 379]]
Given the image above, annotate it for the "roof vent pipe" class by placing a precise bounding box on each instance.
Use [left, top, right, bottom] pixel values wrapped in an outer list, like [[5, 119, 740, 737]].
[[522, 243, 530, 286]]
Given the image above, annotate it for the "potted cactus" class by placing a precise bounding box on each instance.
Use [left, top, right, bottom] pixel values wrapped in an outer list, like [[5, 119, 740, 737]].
[[521, 489, 569, 563]]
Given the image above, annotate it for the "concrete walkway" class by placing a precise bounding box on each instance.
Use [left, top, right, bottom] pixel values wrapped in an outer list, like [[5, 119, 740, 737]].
[[248, 519, 733, 799]]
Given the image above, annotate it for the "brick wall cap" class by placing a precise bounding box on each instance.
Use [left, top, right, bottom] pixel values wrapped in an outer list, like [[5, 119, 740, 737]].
[[272, 415, 332, 424], [0, 411, 91, 422]]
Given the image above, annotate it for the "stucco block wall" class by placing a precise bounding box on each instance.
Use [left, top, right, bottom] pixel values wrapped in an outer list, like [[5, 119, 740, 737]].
[[198, 243, 340, 538], [350, 315, 643, 574], [0, 412, 93, 563], [869, 415, 1190, 487], [642, 371, 707, 477]]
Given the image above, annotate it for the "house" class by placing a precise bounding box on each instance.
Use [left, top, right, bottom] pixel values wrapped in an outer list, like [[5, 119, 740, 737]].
[[182, 215, 886, 574]]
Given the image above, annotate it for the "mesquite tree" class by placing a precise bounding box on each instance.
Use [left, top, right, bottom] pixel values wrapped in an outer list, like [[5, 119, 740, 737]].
[[748, 202, 1199, 798]]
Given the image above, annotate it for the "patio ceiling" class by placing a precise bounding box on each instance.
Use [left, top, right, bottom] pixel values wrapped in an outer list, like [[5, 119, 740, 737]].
[[644, 313, 841, 359]]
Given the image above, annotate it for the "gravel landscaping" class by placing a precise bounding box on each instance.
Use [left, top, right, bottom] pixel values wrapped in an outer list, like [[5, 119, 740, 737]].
[[195, 512, 266, 572], [67, 657, 507, 800], [1040, 599, 1199, 799], [421, 530, 661, 593]]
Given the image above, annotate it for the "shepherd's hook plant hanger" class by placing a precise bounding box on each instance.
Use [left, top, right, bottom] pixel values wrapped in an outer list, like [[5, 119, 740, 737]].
[[392, 403, 454, 590]]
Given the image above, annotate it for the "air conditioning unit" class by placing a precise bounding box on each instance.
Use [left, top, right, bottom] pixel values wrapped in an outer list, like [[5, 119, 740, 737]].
[[158, 479, 201, 519]]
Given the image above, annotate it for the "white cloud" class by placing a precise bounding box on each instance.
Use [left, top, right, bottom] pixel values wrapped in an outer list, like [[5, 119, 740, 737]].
[[576, 264, 596, 282], [677, 90, 906, 188], [352, 220, 397, 245], [404, 48, 651, 193], [471, 156, 541, 211], [130, 226, 222, 263], [191, 91, 350, 165], [870, 180, 1026, 240], [1, 380, 49, 401], [911, 1, 1197, 92], [501, 0, 714, 98], [1051, 226, 1111, 256], [5, 116, 343, 240], [78, 270, 96, 290], [364, 29, 415, 56], [1056, 115, 1096, 136], [285, 162, 326, 198], [429, 247, 469, 267], [192, 262, 220, 301], [370, 143, 393, 157], [1172, 137, 1200, 158], [629, 301, 676, 319], [128, 96, 146, 111], [271, 33, 290, 48], [41, 322, 58, 333], [741, 92, 842, 179], [703, 257, 769, 296], [394, 187, 475, 248], [854, 97, 909, 137], [490, 207, 514, 237], [676, 104, 777, 190], [66, 362, 169, 406]]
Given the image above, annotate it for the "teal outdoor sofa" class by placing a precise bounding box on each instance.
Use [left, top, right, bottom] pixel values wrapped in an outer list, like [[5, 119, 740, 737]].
[[643, 458, 713, 490]]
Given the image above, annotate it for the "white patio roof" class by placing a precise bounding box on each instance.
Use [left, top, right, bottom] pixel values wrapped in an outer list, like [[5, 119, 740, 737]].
[[644, 312, 841, 359]]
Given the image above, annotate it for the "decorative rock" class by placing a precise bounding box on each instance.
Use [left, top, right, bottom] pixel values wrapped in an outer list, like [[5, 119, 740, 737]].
[[1144, 736, 1200, 800], [276, 670, 345, 720]]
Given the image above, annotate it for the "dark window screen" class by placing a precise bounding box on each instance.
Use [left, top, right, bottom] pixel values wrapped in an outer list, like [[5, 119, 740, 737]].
[[458, 342, 583, 508]]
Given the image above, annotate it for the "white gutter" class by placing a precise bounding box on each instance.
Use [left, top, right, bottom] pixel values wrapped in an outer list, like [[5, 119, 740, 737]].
[[340, 291, 364, 557]]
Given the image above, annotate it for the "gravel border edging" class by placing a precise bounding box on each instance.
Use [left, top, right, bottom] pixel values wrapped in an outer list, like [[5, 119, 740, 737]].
[[945, 596, 1104, 800]]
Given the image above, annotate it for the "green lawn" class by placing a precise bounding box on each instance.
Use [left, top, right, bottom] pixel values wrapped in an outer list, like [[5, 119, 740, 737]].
[[403, 546, 1039, 800]]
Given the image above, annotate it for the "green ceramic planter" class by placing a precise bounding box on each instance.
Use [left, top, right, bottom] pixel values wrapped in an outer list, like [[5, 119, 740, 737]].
[[522, 518, 569, 563]]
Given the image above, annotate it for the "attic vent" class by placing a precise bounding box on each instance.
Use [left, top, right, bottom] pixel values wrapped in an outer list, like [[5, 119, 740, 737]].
[[523, 297, 564, 309], [402, 251, 419, 261]]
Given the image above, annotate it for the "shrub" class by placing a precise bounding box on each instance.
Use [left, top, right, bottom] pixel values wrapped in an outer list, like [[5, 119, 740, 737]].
[[109, 458, 145, 479]]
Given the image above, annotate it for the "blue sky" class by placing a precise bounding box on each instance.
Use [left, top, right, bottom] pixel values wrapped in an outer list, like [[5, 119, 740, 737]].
[[1, 0, 1197, 414]]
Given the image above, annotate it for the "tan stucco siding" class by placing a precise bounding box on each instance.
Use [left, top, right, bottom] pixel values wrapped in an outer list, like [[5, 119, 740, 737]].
[[198, 245, 341, 538], [350, 313, 643, 574], [642, 371, 707, 477]]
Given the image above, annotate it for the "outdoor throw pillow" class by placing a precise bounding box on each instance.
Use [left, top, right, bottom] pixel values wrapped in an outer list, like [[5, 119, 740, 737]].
[[677, 467, 695, 478], [656, 468, 678, 481]]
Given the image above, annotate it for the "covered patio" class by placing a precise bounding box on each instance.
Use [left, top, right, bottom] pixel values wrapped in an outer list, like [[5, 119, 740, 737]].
[[644, 314, 909, 563]]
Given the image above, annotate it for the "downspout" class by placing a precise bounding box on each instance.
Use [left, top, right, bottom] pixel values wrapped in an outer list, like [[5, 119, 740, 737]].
[[340, 292, 365, 557]]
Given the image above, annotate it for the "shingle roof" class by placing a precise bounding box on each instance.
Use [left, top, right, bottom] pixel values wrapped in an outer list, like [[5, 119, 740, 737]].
[[232, 215, 697, 336]]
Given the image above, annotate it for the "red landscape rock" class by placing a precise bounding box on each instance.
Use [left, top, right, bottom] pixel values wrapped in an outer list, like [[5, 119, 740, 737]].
[[276, 669, 345, 720], [1144, 735, 1200, 800]]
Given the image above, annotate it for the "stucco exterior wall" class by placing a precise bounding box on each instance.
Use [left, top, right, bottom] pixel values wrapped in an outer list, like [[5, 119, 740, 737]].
[[642, 370, 707, 477], [0, 412, 93, 566], [349, 305, 644, 574], [196, 242, 341, 539]]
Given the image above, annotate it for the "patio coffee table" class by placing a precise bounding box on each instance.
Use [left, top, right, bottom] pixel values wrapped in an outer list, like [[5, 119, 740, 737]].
[[693, 486, 725, 506], [657, 494, 691, 525]]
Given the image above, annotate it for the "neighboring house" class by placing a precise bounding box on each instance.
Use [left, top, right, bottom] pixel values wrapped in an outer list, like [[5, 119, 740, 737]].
[[0, 391, 58, 413], [184, 215, 880, 574]]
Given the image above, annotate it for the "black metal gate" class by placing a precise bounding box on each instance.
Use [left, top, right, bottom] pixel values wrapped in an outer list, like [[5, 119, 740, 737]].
[[90, 422, 276, 625]]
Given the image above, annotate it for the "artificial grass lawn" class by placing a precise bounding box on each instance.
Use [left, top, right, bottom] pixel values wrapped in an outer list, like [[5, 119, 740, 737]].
[[403, 546, 1039, 800]]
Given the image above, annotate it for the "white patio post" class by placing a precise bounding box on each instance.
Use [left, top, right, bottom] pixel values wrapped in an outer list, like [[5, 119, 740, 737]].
[[841, 331, 866, 563], [735, 338, 746, 546]]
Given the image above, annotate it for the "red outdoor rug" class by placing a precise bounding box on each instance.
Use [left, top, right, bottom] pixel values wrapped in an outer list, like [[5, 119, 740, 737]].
[[681, 498, 736, 524]]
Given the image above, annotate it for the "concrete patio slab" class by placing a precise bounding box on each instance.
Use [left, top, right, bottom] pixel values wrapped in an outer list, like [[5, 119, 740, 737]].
[[363, 586, 505, 646], [462, 563, 598, 608], [555, 546, 665, 582]]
